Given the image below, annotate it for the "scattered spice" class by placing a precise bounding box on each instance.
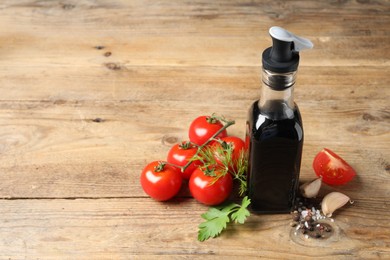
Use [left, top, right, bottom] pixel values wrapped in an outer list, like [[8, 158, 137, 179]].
[[291, 197, 333, 239], [290, 179, 354, 240]]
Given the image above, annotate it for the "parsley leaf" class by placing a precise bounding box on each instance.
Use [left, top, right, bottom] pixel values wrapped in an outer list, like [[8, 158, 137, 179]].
[[198, 208, 230, 242], [231, 196, 251, 224], [197, 196, 251, 242]]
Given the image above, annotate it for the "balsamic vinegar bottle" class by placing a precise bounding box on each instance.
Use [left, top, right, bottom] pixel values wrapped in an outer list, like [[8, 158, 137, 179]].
[[246, 27, 313, 213]]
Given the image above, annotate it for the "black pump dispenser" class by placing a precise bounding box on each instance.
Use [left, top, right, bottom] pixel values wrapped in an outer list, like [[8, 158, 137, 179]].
[[262, 26, 313, 74]]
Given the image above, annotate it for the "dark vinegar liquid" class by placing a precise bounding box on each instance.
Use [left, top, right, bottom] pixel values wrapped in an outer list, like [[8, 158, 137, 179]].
[[246, 100, 303, 213]]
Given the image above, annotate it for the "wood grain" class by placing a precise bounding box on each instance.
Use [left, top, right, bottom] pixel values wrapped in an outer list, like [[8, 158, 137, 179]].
[[0, 198, 388, 258], [0, 0, 389, 258]]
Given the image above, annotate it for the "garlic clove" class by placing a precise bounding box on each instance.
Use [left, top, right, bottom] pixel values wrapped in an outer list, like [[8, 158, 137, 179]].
[[321, 192, 351, 217], [300, 177, 322, 198]]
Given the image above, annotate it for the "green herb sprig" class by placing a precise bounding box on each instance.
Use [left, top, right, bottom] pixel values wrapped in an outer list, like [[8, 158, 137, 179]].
[[198, 196, 251, 241]]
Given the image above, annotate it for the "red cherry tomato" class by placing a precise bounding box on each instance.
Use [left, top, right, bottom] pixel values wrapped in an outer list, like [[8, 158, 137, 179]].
[[140, 161, 182, 201], [313, 148, 356, 186], [188, 116, 227, 146], [189, 168, 233, 206], [211, 136, 245, 173], [167, 142, 200, 180]]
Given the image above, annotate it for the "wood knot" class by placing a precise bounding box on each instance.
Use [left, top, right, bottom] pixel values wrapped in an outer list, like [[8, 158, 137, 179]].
[[105, 62, 121, 71], [92, 118, 104, 123], [161, 135, 179, 146], [61, 3, 76, 10], [362, 113, 379, 121], [53, 99, 66, 105], [193, 14, 219, 20], [104, 51, 112, 57], [94, 46, 105, 50]]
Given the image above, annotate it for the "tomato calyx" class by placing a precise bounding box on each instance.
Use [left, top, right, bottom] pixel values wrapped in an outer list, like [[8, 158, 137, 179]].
[[154, 161, 167, 172], [155, 161, 185, 174], [205, 113, 228, 125], [217, 139, 233, 151], [203, 167, 218, 177], [221, 141, 231, 150], [206, 116, 218, 124], [202, 166, 227, 180], [178, 141, 197, 150]]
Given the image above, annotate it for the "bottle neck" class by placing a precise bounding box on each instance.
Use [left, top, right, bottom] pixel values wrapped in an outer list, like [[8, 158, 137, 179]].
[[259, 69, 297, 120]]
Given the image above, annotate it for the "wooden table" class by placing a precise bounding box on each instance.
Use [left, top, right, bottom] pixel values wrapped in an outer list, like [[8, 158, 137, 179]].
[[1, 0, 389, 258]]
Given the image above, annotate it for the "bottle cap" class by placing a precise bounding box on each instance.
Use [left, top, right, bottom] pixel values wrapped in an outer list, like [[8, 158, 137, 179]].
[[262, 26, 313, 73]]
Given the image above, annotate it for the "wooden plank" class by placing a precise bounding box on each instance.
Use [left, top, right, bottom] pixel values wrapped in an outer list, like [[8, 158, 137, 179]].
[[1, 0, 389, 37], [0, 66, 389, 101], [0, 34, 388, 68], [0, 198, 388, 258], [0, 2, 389, 69], [0, 99, 388, 198]]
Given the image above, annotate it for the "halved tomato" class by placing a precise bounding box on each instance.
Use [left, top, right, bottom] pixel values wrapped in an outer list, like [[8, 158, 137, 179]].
[[313, 148, 356, 186]]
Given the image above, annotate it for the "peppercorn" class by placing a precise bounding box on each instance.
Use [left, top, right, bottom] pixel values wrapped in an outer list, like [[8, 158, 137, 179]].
[[290, 221, 298, 227], [291, 211, 300, 222]]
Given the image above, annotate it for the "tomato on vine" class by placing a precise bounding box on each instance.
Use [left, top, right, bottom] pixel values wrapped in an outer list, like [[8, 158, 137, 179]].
[[167, 141, 200, 180], [140, 161, 182, 201], [139, 113, 250, 242], [189, 167, 233, 206], [188, 115, 228, 146]]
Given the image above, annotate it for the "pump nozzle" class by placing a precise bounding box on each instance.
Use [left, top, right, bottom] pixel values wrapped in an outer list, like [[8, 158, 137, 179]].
[[269, 26, 313, 52], [262, 26, 313, 73]]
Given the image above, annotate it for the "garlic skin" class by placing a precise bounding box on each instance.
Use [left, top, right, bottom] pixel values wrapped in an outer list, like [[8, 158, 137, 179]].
[[321, 192, 351, 217], [300, 178, 322, 198]]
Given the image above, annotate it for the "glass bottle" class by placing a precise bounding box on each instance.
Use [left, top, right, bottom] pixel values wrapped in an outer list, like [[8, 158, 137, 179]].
[[246, 27, 313, 213]]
